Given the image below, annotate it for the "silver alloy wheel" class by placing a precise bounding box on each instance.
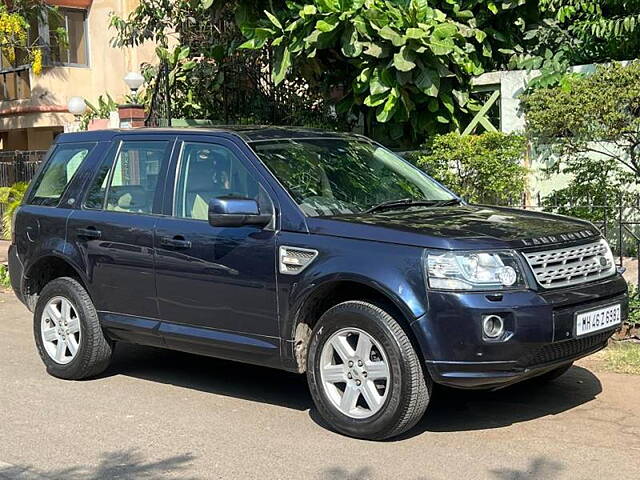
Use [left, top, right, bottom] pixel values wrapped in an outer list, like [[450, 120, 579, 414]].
[[41, 296, 81, 365], [319, 328, 391, 419]]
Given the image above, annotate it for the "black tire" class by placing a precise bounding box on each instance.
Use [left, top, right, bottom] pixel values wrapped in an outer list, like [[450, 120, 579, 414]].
[[307, 301, 431, 440], [531, 362, 573, 384], [33, 277, 113, 380]]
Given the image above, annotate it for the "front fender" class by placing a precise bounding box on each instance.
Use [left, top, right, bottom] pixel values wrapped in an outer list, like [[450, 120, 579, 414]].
[[276, 232, 428, 342]]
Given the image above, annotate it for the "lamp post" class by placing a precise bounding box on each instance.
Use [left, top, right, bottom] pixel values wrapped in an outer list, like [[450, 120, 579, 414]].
[[123, 71, 144, 101], [118, 72, 146, 129], [66, 96, 87, 132]]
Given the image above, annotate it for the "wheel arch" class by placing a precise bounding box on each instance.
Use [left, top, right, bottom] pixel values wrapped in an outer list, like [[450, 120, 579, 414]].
[[288, 277, 423, 373], [23, 254, 91, 311]]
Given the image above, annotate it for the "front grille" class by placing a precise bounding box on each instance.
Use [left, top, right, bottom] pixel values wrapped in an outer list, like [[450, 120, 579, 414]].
[[518, 331, 612, 368], [523, 240, 616, 289]]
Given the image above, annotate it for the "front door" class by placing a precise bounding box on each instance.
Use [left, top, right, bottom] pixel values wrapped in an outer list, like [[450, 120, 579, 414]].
[[67, 136, 174, 344], [154, 137, 280, 364]]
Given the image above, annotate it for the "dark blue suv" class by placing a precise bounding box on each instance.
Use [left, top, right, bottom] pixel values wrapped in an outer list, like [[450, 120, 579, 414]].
[[8, 127, 628, 440]]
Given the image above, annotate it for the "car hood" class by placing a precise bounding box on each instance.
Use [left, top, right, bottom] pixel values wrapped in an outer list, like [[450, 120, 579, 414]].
[[306, 204, 599, 250]]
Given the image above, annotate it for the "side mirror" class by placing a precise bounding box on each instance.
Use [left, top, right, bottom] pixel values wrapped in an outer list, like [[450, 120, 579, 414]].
[[208, 197, 271, 228]]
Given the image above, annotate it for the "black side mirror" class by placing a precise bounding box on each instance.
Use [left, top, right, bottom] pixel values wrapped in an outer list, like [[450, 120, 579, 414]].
[[208, 197, 272, 228]]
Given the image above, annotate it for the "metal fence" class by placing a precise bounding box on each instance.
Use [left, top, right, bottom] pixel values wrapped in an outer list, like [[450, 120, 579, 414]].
[[145, 53, 340, 129], [0, 150, 46, 232], [0, 150, 45, 188]]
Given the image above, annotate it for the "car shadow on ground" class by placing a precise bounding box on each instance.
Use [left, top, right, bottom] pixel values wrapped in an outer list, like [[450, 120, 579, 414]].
[[104, 342, 312, 411], [398, 365, 602, 439], [105, 343, 602, 437]]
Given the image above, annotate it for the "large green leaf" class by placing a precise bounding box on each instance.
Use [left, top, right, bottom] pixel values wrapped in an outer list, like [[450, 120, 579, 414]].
[[272, 46, 292, 85], [316, 16, 340, 32], [301, 5, 317, 16], [264, 11, 283, 30], [406, 27, 426, 39], [362, 42, 385, 57], [415, 68, 440, 96], [376, 87, 399, 122], [393, 46, 416, 72], [364, 92, 388, 107], [370, 74, 391, 95], [429, 23, 458, 56], [378, 26, 406, 47], [341, 27, 362, 57]]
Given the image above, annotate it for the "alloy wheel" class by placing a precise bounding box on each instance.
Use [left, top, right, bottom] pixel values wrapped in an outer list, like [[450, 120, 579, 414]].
[[40, 296, 81, 365], [319, 328, 391, 419]]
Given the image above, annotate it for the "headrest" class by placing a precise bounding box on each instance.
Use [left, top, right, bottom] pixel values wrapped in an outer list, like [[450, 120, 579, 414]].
[[117, 189, 145, 209]]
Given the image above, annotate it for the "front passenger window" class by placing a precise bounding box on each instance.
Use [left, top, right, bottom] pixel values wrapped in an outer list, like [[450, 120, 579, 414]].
[[174, 142, 272, 221]]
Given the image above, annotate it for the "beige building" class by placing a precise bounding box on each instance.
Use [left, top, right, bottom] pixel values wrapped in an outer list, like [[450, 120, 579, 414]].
[[0, 0, 154, 151]]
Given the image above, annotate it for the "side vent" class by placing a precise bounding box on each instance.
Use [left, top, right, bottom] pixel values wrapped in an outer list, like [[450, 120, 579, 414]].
[[279, 246, 318, 275]]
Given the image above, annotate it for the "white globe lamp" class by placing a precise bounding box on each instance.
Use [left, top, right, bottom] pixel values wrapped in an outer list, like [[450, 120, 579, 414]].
[[67, 96, 87, 116], [124, 72, 145, 93]]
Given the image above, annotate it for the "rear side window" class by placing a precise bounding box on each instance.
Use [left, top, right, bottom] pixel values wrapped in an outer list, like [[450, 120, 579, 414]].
[[27, 143, 95, 206], [84, 140, 170, 214]]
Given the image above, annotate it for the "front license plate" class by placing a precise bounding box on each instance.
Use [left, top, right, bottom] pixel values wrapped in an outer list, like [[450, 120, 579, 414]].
[[575, 303, 622, 336]]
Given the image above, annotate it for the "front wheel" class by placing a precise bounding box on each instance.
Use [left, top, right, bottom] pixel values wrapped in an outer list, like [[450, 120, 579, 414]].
[[307, 301, 431, 440]]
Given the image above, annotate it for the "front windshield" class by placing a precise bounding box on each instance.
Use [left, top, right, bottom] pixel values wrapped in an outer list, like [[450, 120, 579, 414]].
[[251, 138, 455, 217]]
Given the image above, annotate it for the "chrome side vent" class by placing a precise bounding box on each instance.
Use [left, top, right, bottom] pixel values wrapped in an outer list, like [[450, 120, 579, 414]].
[[279, 246, 318, 275]]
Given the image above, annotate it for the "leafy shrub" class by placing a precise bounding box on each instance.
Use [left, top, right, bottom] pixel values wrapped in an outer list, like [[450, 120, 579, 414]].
[[80, 94, 118, 130], [0, 264, 9, 288], [415, 132, 528, 204], [0, 182, 27, 239]]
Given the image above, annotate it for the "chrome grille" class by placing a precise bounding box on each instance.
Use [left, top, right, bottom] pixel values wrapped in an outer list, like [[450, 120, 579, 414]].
[[523, 240, 616, 289]]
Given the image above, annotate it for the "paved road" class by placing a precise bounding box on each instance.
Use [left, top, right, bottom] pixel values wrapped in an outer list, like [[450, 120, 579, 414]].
[[1, 290, 639, 480]]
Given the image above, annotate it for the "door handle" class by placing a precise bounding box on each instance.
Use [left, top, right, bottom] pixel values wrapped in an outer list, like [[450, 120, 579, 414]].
[[160, 236, 192, 249], [76, 227, 101, 239]]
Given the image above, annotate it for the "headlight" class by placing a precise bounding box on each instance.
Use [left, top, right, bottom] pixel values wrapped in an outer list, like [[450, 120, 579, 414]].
[[424, 250, 527, 291]]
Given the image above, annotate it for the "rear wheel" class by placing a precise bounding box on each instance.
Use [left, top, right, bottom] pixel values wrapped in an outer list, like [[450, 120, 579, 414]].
[[33, 277, 113, 380], [307, 301, 431, 440]]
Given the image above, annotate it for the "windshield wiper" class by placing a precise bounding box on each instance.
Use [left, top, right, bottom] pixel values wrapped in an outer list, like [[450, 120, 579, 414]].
[[363, 197, 460, 214]]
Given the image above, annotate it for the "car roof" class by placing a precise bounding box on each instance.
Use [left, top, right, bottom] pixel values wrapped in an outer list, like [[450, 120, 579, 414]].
[[55, 126, 362, 144]]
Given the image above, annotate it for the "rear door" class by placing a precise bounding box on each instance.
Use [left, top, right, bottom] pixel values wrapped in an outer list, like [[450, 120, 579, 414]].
[[67, 135, 175, 344], [153, 135, 280, 365]]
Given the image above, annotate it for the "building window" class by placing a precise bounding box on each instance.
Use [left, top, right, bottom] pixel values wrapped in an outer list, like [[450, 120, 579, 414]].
[[0, 7, 88, 80], [48, 8, 88, 67], [0, 69, 31, 101]]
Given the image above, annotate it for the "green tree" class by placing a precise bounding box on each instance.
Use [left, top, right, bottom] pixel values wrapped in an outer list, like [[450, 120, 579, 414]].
[[509, 1, 640, 87], [240, 0, 534, 146], [522, 61, 640, 182], [414, 132, 528, 204]]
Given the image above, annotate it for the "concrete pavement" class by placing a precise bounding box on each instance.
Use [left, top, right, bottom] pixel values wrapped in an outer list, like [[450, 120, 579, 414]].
[[0, 289, 639, 479]]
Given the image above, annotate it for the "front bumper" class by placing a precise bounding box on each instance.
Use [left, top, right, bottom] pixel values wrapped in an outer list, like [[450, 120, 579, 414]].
[[411, 274, 628, 389]]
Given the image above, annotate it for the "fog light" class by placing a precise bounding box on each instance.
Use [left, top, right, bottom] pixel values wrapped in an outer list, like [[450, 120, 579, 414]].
[[483, 315, 504, 339]]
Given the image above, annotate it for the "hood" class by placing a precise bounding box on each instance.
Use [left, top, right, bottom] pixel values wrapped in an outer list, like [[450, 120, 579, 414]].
[[306, 204, 599, 250]]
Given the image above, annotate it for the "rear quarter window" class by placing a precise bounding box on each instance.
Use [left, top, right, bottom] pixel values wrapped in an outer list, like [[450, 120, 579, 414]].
[[27, 143, 96, 206]]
